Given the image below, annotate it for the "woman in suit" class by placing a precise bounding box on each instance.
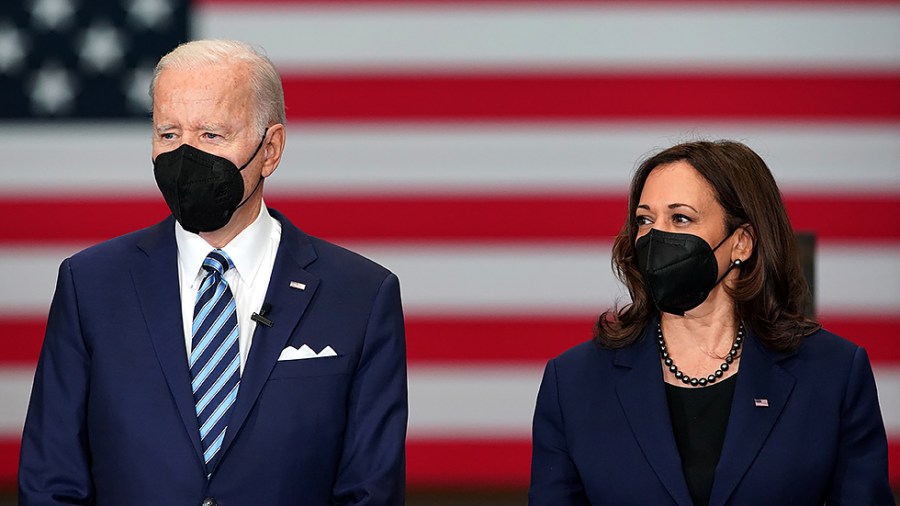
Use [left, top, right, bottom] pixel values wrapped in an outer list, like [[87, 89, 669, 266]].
[[529, 140, 893, 505]]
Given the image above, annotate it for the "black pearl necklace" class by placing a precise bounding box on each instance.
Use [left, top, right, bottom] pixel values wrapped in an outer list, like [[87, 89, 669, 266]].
[[657, 323, 744, 387]]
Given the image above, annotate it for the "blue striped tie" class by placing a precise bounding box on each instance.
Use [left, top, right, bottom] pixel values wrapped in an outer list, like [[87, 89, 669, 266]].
[[190, 249, 240, 471]]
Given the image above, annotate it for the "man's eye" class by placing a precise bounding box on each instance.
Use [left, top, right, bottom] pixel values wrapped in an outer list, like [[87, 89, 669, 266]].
[[203, 133, 221, 140], [160, 133, 175, 140]]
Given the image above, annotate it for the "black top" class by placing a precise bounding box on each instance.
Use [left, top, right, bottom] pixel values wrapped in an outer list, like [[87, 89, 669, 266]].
[[665, 374, 737, 506]]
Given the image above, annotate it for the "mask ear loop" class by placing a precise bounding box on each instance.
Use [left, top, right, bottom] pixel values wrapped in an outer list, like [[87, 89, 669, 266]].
[[235, 128, 270, 209], [236, 128, 269, 172], [710, 227, 736, 253], [712, 227, 746, 285], [712, 258, 742, 286]]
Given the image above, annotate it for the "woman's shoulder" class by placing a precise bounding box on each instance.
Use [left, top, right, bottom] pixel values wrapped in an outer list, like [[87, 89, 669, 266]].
[[549, 336, 645, 376], [796, 327, 864, 359], [775, 326, 873, 376], [552, 339, 601, 363]]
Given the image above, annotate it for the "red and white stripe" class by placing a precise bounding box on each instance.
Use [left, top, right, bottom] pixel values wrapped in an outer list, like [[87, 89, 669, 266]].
[[2, 0, 899, 487]]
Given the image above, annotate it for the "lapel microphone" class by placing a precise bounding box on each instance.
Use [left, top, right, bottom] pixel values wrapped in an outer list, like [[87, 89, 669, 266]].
[[251, 303, 274, 328]]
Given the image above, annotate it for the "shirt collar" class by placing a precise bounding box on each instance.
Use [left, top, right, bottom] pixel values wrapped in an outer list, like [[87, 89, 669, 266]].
[[175, 201, 276, 289]]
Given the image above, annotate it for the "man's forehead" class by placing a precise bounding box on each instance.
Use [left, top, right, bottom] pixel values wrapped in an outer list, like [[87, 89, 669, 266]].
[[153, 63, 254, 123], [155, 62, 251, 97]]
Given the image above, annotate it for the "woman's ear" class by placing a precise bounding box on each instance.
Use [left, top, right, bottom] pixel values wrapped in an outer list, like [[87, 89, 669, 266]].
[[732, 224, 755, 263]]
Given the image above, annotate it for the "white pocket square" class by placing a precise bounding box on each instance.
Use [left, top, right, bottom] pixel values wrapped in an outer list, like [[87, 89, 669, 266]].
[[278, 344, 337, 361]]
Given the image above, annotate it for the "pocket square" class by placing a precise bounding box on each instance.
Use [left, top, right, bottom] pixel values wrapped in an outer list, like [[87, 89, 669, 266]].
[[278, 344, 338, 361]]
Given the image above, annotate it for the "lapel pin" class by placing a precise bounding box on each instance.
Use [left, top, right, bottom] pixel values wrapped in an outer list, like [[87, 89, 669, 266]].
[[754, 398, 769, 408], [290, 281, 306, 291]]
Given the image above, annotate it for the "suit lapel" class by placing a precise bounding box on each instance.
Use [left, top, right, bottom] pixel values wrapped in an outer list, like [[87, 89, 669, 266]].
[[214, 211, 320, 469], [132, 218, 205, 464], [709, 329, 796, 506], [615, 323, 694, 506]]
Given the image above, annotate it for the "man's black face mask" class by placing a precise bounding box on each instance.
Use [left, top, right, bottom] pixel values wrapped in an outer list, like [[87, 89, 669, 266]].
[[153, 132, 266, 233], [635, 228, 739, 316]]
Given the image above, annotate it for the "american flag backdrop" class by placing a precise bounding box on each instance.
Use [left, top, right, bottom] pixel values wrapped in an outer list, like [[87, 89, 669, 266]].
[[1, 0, 899, 489]]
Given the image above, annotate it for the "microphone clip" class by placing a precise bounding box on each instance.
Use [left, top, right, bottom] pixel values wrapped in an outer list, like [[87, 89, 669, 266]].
[[251, 303, 274, 328]]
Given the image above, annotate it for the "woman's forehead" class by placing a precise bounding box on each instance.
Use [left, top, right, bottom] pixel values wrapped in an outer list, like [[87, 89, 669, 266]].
[[640, 161, 718, 208]]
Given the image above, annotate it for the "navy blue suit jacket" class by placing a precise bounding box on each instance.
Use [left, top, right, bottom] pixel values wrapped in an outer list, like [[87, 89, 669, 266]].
[[20, 209, 408, 505], [530, 320, 892, 505]]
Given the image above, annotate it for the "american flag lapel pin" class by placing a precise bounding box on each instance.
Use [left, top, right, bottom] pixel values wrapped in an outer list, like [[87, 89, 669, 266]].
[[290, 281, 306, 290], [754, 398, 769, 408]]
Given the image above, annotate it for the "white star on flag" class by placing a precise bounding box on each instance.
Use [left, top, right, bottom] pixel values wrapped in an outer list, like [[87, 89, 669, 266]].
[[128, 0, 174, 30], [30, 0, 77, 31], [0, 23, 28, 72], [78, 22, 126, 73], [124, 63, 155, 112], [29, 63, 77, 114]]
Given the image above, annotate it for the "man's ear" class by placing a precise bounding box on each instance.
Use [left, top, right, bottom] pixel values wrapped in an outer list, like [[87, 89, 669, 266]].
[[260, 123, 286, 178]]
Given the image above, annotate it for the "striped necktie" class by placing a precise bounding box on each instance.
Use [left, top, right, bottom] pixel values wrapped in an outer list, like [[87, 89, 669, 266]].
[[190, 249, 241, 471]]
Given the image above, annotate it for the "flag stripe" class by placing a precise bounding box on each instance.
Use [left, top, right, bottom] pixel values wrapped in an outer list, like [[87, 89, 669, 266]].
[[277, 73, 900, 122], [5, 365, 899, 437], [4, 125, 899, 196], [5, 366, 900, 435], [3, 315, 899, 366], [407, 439, 532, 488], [0, 441, 17, 488], [196, 2, 900, 71], [199, 0, 900, 5], [3, 244, 899, 315], [1, 194, 898, 244]]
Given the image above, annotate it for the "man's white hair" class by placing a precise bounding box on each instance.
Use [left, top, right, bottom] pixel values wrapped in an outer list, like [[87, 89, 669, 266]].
[[150, 39, 286, 135]]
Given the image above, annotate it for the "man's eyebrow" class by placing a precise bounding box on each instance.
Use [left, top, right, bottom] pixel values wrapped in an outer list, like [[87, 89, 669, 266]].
[[198, 123, 228, 132]]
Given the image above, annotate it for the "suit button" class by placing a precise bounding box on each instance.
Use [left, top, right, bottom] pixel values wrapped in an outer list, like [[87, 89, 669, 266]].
[[201, 498, 217, 506]]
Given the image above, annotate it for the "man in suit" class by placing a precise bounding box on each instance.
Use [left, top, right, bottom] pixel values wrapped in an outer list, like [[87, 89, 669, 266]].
[[19, 39, 407, 505]]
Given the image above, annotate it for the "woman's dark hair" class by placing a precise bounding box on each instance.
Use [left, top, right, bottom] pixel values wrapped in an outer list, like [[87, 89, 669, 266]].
[[595, 140, 820, 352]]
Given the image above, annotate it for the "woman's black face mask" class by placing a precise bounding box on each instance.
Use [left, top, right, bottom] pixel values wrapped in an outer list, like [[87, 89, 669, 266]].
[[635, 228, 739, 316], [153, 132, 266, 233]]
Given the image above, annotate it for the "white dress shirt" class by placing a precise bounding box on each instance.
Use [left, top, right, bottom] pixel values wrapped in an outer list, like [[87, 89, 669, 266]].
[[175, 203, 282, 375]]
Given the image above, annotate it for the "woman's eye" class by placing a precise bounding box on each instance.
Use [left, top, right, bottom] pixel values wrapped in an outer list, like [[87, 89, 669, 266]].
[[635, 215, 652, 226], [672, 214, 692, 225]]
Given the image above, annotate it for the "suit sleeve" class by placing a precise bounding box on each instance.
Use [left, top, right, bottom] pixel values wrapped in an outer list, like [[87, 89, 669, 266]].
[[332, 273, 408, 505], [19, 259, 95, 505], [826, 346, 893, 505], [529, 360, 590, 506]]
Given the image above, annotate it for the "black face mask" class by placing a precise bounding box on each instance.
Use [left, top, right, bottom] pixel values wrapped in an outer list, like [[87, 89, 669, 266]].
[[153, 132, 267, 233], [635, 228, 739, 316]]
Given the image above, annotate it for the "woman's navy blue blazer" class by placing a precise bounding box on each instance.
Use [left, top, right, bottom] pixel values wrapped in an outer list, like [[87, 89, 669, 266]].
[[530, 319, 893, 505]]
